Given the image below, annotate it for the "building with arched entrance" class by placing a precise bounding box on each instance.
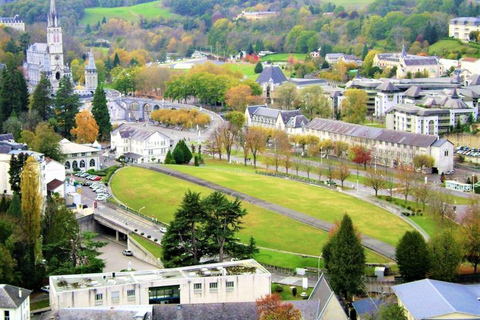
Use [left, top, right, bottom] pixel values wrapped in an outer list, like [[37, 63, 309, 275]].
[[60, 139, 101, 173]]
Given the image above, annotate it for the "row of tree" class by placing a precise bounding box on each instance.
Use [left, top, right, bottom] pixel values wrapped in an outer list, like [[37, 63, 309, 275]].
[[150, 108, 210, 129], [161, 190, 258, 268]]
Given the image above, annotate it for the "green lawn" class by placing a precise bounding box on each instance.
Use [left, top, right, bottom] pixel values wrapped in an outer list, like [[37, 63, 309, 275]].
[[168, 160, 414, 246], [130, 233, 162, 258], [428, 39, 480, 58], [31, 299, 50, 310], [226, 63, 258, 80], [273, 284, 313, 300], [111, 166, 392, 266], [81, 1, 174, 25], [260, 53, 307, 62]]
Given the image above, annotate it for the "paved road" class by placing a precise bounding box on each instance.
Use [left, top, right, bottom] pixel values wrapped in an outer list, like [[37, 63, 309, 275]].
[[135, 164, 397, 261]]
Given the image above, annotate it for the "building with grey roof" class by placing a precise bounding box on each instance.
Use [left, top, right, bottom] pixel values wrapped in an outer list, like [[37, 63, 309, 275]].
[[385, 88, 477, 135], [245, 104, 304, 133], [305, 118, 453, 173], [449, 17, 480, 42], [393, 279, 480, 319], [374, 81, 403, 117], [0, 284, 31, 320], [110, 123, 172, 164], [0, 15, 25, 31], [255, 65, 288, 103], [49, 259, 270, 311], [373, 45, 444, 78]]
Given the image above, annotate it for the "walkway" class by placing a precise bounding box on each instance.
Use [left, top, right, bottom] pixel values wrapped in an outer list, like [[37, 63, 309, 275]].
[[135, 164, 397, 261]]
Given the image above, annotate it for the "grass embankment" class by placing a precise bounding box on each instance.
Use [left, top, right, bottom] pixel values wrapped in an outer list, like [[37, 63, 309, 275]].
[[272, 284, 313, 300], [111, 166, 391, 266], [260, 53, 307, 62], [225, 63, 258, 80], [130, 233, 162, 258], [81, 1, 174, 25], [31, 299, 50, 310], [428, 39, 480, 58], [168, 159, 414, 246]]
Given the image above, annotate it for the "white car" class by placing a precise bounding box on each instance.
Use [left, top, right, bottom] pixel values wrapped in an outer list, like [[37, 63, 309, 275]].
[[95, 195, 108, 201], [159, 227, 167, 233], [40, 285, 50, 293]]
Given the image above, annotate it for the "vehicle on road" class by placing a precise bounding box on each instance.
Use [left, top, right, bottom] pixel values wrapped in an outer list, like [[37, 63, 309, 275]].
[[446, 169, 455, 175], [159, 227, 167, 233], [41, 285, 50, 293], [123, 249, 133, 256]]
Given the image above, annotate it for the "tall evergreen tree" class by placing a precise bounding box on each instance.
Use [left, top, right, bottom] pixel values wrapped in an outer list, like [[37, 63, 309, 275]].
[[113, 53, 121, 67], [31, 75, 53, 121], [91, 85, 111, 141], [361, 44, 368, 60], [8, 152, 27, 195], [429, 230, 462, 282], [254, 61, 263, 74], [0, 67, 29, 131], [323, 214, 365, 300], [396, 230, 430, 282], [54, 76, 80, 139]]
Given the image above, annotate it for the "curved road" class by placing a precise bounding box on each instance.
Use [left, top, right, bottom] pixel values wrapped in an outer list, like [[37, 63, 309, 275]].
[[135, 164, 397, 261]]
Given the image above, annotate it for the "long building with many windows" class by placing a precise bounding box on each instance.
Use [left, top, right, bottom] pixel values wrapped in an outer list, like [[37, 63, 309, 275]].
[[305, 118, 454, 174], [49, 260, 270, 311]]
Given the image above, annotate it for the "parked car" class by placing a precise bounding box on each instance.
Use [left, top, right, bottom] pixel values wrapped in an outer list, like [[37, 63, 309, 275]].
[[159, 227, 167, 233], [122, 249, 133, 256], [446, 169, 454, 175], [40, 285, 50, 293]]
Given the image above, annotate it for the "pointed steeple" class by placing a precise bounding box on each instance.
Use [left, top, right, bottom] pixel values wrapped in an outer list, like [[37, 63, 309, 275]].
[[86, 49, 96, 71], [451, 88, 460, 99], [48, 0, 58, 27]]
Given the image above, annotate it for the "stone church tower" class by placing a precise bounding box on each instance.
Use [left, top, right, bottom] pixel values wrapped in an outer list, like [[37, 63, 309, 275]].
[[85, 50, 98, 91]]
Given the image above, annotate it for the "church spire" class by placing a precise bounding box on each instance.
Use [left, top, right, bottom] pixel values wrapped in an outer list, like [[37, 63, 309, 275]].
[[48, 0, 58, 27], [86, 49, 96, 71]]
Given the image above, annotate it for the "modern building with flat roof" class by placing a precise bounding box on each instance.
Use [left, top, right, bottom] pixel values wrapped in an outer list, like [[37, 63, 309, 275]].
[[49, 259, 271, 311]]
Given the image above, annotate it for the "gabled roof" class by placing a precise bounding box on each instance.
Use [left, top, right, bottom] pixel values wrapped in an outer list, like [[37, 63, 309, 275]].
[[280, 109, 302, 124], [403, 86, 422, 98], [306, 118, 440, 148], [376, 81, 400, 92], [111, 123, 171, 142], [468, 74, 480, 86], [393, 279, 480, 319], [47, 179, 64, 191], [0, 133, 14, 142], [431, 138, 449, 147], [256, 65, 288, 85], [286, 115, 309, 128], [0, 284, 31, 308]]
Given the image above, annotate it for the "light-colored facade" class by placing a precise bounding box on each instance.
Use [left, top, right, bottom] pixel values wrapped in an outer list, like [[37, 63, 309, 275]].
[[0, 15, 25, 32], [461, 57, 480, 75], [245, 105, 305, 131], [23, 0, 71, 88], [374, 46, 444, 78], [0, 285, 31, 320], [449, 17, 480, 42], [49, 259, 271, 311], [235, 11, 276, 20], [84, 50, 98, 91], [305, 118, 454, 174], [110, 124, 172, 163], [374, 81, 403, 117], [60, 139, 101, 173], [45, 158, 66, 197]]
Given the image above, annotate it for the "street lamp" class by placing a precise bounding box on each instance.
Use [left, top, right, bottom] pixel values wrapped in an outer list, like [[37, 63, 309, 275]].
[[317, 254, 323, 279], [374, 154, 377, 173], [320, 146, 323, 164]]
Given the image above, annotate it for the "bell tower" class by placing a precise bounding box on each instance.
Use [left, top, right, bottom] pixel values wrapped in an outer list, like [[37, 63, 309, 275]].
[[47, 0, 64, 84]]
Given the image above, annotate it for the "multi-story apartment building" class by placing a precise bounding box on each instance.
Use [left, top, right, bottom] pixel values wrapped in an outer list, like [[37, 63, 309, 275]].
[[449, 17, 480, 42]]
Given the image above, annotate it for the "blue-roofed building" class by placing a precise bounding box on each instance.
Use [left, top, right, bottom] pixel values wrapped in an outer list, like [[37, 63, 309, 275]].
[[255, 65, 288, 102], [352, 298, 383, 319], [393, 279, 480, 320]]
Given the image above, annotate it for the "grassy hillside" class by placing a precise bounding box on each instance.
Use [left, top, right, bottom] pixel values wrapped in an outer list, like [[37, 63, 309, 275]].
[[428, 39, 480, 58], [80, 1, 173, 25]]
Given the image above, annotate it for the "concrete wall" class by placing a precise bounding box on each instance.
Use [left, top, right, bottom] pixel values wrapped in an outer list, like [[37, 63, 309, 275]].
[[77, 214, 98, 234], [127, 235, 163, 268]]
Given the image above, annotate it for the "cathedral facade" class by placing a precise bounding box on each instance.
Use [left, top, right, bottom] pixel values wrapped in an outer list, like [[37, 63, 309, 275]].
[[23, 0, 72, 88]]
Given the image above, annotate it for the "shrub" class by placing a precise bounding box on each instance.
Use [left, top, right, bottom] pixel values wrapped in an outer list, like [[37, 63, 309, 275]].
[[154, 238, 158, 242], [172, 146, 184, 164], [141, 232, 144, 236], [407, 206, 411, 210], [147, 235, 151, 239], [274, 285, 284, 293], [194, 155, 199, 166], [169, 159, 176, 164], [385, 196, 393, 202], [134, 229, 138, 232], [164, 150, 174, 164], [411, 212, 415, 216]]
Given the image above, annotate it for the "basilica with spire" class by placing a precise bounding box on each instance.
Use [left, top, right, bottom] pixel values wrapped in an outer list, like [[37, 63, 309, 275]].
[[23, 0, 97, 92]]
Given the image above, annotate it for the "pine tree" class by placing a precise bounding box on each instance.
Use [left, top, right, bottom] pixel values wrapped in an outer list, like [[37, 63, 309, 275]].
[[164, 149, 174, 164], [54, 76, 80, 139], [113, 53, 121, 67], [172, 144, 184, 164], [247, 43, 254, 55], [91, 84, 112, 141], [180, 140, 193, 163], [254, 61, 263, 74], [85, 23, 92, 33], [31, 75, 53, 121], [323, 214, 365, 300], [8, 152, 27, 195], [6, 193, 21, 218], [0, 67, 29, 130], [396, 231, 430, 282], [102, 16, 107, 24], [361, 44, 368, 60]]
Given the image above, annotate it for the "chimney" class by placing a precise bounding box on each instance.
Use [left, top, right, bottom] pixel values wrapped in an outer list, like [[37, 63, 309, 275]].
[[18, 288, 22, 298]]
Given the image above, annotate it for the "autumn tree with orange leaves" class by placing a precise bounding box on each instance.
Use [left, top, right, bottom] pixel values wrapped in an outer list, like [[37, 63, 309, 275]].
[[71, 110, 99, 144], [256, 293, 301, 320]]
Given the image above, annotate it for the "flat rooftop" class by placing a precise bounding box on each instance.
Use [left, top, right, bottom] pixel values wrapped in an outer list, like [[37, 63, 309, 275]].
[[50, 259, 269, 293]]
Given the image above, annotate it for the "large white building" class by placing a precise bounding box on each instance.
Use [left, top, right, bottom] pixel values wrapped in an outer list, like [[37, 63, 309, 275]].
[[49, 259, 271, 311], [110, 124, 172, 164], [374, 46, 444, 78], [0, 285, 31, 320], [0, 15, 25, 32], [245, 105, 308, 134], [305, 118, 454, 174], [60, 139, 101, 173], [449, 17, 480, 42]]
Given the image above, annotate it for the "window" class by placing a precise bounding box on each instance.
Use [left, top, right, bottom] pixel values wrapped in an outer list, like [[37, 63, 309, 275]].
[[445, 150, 449, 156], [65, 161, 70, 169], [194, 283, 202, 292], [81, 153, 86, 156], [127, 289, 135, 301], [209, 282, 218, 292], [72, 160, 78, 169], [4, 311, 10, 320], [111, 291, 119, 303], [226, 281, 234, 291], [95, 293, 103, 305], [80, 160, 86, 168], [90, 159, 96, 167]]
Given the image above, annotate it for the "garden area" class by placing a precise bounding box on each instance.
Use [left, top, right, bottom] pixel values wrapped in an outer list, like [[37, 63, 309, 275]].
[[111, 166, 392, 268]]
